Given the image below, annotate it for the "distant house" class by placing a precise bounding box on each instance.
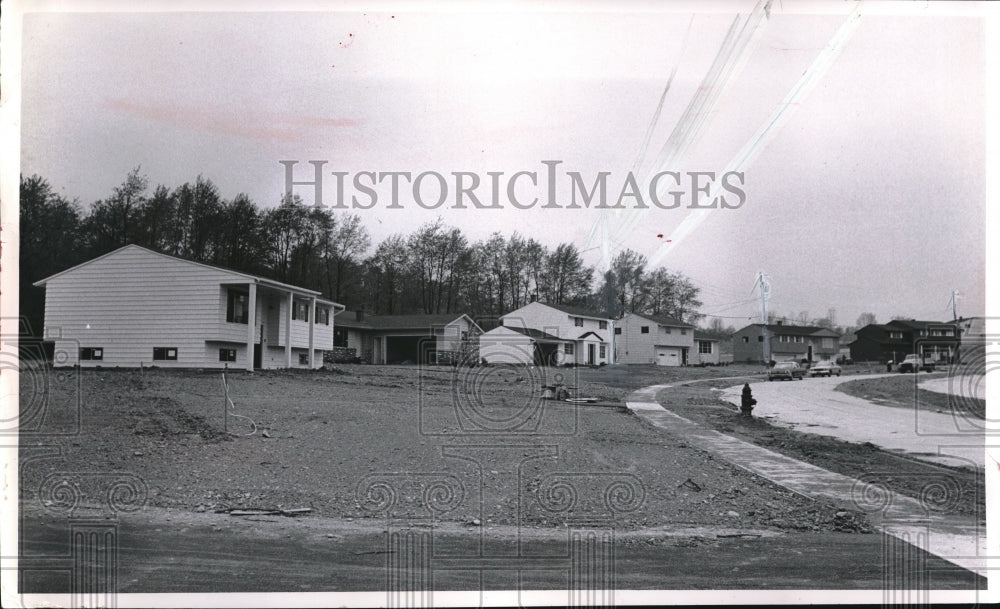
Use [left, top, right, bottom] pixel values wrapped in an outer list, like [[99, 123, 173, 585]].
[[333, 311, 482, 364], [693, 330, 732, 365], [954, 316, 986, 366], [616, 312, 694, 366], [850, 320, 959, 364], [479, 301, 613, 366], [33, 244, 343, 370], [732, 322, 840, 364]]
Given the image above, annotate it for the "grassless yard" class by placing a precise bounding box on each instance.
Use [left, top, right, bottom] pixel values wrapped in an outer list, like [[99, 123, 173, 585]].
[[19, 363, 871, 533], [835, 372, 986, 420]]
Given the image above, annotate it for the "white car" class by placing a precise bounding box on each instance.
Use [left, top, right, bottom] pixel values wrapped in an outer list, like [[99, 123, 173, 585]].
[[809, 360, 842, 377]]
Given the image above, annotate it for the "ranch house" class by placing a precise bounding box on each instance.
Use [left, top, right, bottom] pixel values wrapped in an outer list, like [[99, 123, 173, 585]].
[[33, 245, 343, 370], [332, 311, 482, 365]]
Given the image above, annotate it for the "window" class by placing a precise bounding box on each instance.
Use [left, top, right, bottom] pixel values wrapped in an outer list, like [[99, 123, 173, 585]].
[[743, 336, 749, 343], [599, 345, 606, 358], [299, 353, 309, 365], [219, 348, 237, 362], [292, 299, 310, 321], [153, 347, 178, 361], [599, 321, 607, 330], [680, 328, 687, 335], [795, 336, 803, 343], [461, 331, 469, 341], [227, 290, 249, 324], [888, 331, 903, 339], [822, 338, 834, 349], [640, 326, 649, 334], [565, 343, 575, 355], [315, 306, 330, 325], [757, 336, 764, 342], [574, 318, 584, 327], [664, 327, 671, 334], [80, 347, 103, 361], [698, 341, 712, 354], [334, 327, 348, 347], [614, 327, 622, 335]]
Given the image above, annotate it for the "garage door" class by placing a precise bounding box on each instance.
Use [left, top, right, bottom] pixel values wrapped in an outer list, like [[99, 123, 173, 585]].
[[656, 348, 681, 366]]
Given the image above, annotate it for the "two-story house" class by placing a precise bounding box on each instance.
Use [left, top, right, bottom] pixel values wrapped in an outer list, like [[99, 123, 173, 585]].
[[33, 245, 343, 370], [616, 312, 694, 366], [850, 319, 959, 364], [732, 322, 840, 364], [479, 301, 613, 366]]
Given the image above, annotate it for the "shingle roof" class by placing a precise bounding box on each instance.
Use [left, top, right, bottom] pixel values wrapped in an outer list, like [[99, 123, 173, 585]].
[[335, 313, 474, 331], [506, 326, 566, 341], [631, 312, 694, 329], [886, 319, 955, 330], [537, 302, 614, 320], [739, 323, 839, 337], [694, 330, 729, 341], [33, 244, 340, 305]]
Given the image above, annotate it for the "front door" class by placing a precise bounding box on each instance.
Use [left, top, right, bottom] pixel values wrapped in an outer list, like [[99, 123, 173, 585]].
[[253, 324, 263, 369], [588, 343, 595, 365]]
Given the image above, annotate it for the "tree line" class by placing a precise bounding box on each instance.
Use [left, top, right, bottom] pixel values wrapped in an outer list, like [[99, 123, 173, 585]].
[[20, 169, 704, 337]]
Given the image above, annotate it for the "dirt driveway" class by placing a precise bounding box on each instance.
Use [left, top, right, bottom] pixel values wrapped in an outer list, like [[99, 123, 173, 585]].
[[719, 375, 984, 469]]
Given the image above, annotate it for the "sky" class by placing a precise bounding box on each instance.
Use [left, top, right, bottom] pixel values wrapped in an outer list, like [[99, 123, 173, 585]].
[[10, 0, 993, 328]]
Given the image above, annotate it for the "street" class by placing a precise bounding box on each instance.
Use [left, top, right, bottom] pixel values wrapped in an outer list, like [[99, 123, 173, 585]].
[[720, 375, 985, 469]]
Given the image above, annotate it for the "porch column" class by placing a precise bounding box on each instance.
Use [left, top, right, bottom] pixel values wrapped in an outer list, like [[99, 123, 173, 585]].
[[246, 283, 257, 372], [285, 291, 293, 368], [308, 298, 316, 368]]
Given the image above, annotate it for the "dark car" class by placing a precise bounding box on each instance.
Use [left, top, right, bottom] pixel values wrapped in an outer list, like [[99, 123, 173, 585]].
[[767, 361, 805, 381]]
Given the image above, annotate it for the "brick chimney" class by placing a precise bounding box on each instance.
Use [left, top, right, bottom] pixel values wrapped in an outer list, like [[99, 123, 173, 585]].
[[355, 310, 365, 322]]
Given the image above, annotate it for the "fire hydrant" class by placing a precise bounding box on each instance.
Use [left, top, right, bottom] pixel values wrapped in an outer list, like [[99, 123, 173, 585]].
[[740, 383, 757, 417]]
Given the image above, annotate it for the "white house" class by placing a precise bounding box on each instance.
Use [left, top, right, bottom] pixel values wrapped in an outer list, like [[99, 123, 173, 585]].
[[692, 331, 722, 365], [33, 245, 344, 370], [616, 312, 695, 366], [480, 301, 613, 366], [333, 311, 482, 364]]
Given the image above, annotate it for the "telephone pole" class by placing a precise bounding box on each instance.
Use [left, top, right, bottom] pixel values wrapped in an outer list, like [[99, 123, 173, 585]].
[[755, 271, 771, 365]]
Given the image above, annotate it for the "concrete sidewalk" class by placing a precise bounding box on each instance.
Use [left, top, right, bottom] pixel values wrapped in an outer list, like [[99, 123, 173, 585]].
[[626, 383, 989, 577]]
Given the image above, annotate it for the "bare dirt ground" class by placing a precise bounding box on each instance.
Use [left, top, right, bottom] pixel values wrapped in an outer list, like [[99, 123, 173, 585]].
[[835, 372, 986, 420], [21, 364, 870, 533], [15, 363, 989, 591]]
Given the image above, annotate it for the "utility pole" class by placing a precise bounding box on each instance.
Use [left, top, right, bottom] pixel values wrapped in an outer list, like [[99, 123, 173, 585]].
[[754, 271, 771, 365]]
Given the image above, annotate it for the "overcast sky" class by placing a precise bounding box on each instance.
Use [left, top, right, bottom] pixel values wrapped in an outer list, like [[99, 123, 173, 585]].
[[14, 0, 991, 327]]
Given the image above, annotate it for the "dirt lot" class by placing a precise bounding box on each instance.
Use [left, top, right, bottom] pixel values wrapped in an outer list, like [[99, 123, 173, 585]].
[[20, 364, 875, 534], [836, 372, 986, 420]]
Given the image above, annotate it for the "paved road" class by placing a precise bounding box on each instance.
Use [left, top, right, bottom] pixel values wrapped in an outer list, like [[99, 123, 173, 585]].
[[719, 375, 985, 470], [14, 503, 982, 599]]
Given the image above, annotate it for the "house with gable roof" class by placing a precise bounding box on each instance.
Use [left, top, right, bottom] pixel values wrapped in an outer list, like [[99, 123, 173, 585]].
[[478, 301, 614, 366]]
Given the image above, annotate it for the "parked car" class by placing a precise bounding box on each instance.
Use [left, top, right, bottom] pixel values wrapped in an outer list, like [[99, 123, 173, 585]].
[[897, 354, 935, 373], [809, 360, 842, 377], [767, 361, 805, 381]]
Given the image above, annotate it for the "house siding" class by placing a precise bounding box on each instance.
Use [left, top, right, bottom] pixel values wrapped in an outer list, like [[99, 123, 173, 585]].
[[732, 324, 839, 363], [500, 302, 611, 365], [41, 246, 333, 369], [616, 312, 693, 365], [479, 326, 536, 365], [692, 339, 720, 365]]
